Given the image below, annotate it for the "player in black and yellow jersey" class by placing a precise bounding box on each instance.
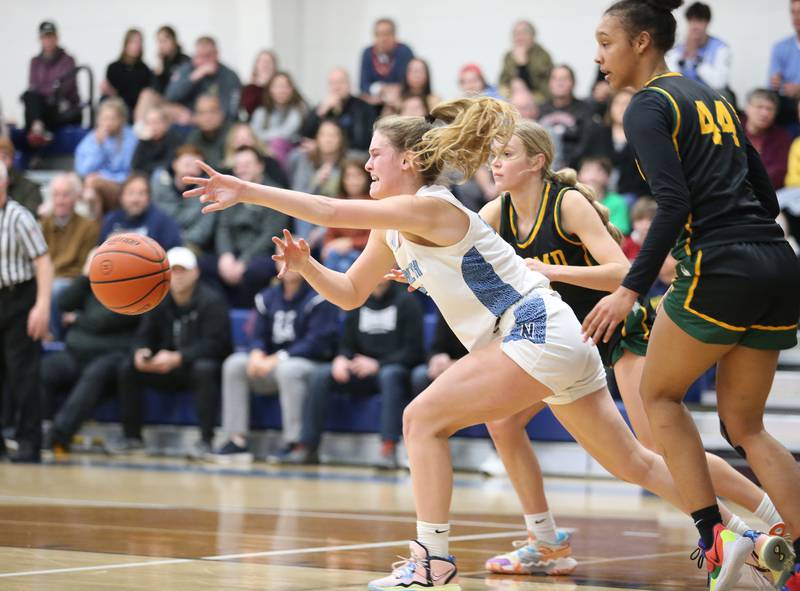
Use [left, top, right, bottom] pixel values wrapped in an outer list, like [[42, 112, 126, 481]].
[[476, 120, 781, 578], [584, 1, 800, 589]]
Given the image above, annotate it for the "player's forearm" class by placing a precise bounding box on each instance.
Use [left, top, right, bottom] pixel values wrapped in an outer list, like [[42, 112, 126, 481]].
[[241, 182, 338, 228], [548, 262, 629, 293], [299, 257, 364, 311], [33, 255, 53, 308]]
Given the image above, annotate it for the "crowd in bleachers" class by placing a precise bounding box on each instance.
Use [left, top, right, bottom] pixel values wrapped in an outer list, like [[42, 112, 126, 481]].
[[2, 1, 800, 465]]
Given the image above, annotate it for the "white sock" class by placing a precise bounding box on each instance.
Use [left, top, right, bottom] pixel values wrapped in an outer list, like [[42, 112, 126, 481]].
[[417, 520, 449, 557], [725, 513, 750, 536], [755, 494, 783, 528], [524, 511, 558, 544]]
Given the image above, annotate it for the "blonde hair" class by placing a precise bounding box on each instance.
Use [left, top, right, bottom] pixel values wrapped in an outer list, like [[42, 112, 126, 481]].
[[513, 120, 624, 243], [374, 96, 518, 185]]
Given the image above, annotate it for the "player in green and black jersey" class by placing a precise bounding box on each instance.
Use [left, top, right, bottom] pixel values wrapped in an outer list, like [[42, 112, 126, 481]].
[[585, 1, 800, 588]]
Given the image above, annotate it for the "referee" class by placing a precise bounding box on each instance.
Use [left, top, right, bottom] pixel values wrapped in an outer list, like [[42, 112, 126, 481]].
[[0, 161, 52, 463]]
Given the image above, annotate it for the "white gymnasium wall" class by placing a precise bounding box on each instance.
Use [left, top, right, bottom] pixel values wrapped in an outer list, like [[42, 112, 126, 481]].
[[0, 0, 792, 126]]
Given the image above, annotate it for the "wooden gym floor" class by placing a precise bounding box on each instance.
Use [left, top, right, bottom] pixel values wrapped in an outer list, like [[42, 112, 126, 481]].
[[0, 455, 769, 590]]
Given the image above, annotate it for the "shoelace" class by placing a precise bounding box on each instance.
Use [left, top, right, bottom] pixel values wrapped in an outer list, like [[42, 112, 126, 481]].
[[391, 554, 426, 577], [690, 545, 706, 570], [511, 539, 535, 550]]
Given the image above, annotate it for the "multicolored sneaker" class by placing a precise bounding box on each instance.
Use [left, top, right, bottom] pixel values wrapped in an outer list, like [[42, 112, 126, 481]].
[[691, 524, 754, 591], [367, 540, 460, 590], [485, 530, 577, 575], [741, 530, 796, 589]]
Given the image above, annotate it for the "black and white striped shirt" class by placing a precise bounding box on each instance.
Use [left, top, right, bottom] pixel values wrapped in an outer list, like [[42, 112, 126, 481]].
[[0, 199, 48, 288]]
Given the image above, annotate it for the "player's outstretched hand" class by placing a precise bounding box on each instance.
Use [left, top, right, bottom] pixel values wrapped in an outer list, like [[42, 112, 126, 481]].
[[383, 268, 417, 292], [582, 286, 638, 344], [272, 229, 311, 277], [182, 161, 246, 213]]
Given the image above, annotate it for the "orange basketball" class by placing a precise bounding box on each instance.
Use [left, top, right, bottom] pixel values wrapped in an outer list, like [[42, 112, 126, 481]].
[[89, 233, 171, 315]]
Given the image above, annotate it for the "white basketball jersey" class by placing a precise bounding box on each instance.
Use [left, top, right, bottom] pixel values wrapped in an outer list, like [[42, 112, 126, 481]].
[[387, 185, 549, 351]]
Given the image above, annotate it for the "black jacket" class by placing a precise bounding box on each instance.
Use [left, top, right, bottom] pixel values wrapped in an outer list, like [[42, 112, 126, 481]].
[[302, 95, 377, 152], [133, 282, 232, 364], [339, 284, 424, 367]]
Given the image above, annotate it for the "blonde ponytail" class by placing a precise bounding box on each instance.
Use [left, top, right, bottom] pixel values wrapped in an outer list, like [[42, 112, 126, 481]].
[[374, 96, 518, 185], [549, 167, 624, 244]]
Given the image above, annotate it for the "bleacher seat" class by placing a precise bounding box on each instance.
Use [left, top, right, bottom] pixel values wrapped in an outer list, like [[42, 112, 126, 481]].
[[10, 125, 90, 170]]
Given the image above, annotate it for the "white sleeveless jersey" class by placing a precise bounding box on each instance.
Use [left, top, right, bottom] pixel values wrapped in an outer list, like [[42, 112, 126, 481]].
[[387, 185, 550, 351]]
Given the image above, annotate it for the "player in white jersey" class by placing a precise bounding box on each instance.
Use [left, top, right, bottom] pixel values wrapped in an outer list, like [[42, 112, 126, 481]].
[[185, 96, 714, 591]]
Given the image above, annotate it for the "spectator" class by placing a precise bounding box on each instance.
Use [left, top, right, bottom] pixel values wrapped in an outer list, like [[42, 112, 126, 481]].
[[0, 138, 42, 216], [0, 161, 52, 462], [165, 36, 241, 121], [666, 2, 731, 96], [621, 196, 657, 261], [286, 281, 423, 469], [251, 71, 307, 167], [134, 25, 190, 124], [359, 18, 414, 105], [130, 104, 184, 176], [185, 94, 230, 169], [213, 146, 290, 306], [240, 49, 277, 119], [40, 173, 99, 338], [41, 252, 139, 454], [579, 89, 650, 197], [302, 67, 376, 152], [22, 21, 81, 146], [399, 95, 429, 117], [221, 123, 289, 187], [538, 65, 594, 169], [458, 63, 502, 99], [577, 157, 630, 236], [75, 98, 138, 218], [410, 311, 467, 397], [101, 28, 153, 120], [151, 25, 190, 95], [99, 173, 182, 250], [510, 83, 539, 121], [288, 120, 347, 245], [743, 89, 793, 189], [321, 159, 371, 272], [498, 20, 553, 102], [211, 257, 339, 464], [116, 247, 231, 456], [151, 145, 216, 255], [769, 0, 800, 124], [399, 58, 441, 112]]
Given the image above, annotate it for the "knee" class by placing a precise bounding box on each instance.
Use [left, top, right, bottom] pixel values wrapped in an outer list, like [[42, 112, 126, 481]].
[[274, 358, 311, 381], [192, 359, 221, 381], [402, 398, 447, 442], [719, 415, 763, 457], [223, 353, 247, 379], [378, 364, 408, 386], [486, 415, 526, 446]]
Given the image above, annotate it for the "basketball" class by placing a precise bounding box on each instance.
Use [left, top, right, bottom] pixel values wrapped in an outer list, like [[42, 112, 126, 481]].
[[89, 233, 171, 315]]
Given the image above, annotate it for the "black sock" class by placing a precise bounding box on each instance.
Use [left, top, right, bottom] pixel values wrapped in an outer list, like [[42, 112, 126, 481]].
[[691, 505, 723, 549]]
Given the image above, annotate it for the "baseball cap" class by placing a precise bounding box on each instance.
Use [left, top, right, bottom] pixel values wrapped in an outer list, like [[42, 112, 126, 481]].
[[167, 246, 198, 270], [39, 21, 57, 36]]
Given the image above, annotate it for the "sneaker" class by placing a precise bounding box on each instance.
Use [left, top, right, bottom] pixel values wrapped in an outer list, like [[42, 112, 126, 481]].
[[691, 524, 754, 591], [485, 530, 577, 575], [367, 540, 460, 590], [209, 440, 253, 465], [479, 451, 506, 477], [742, 530, 796, 589], [107, 437, 146, 456], [375, 441, 399, 470], [9, 440, 41, 464], [188, 440, 213, 460], [277, 445, 318, 465]]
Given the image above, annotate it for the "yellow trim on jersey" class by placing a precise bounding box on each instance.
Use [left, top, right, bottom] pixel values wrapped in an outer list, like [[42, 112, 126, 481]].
[[683, 214, 693, 257], [634, 158, 647, 182], [683, 251, 746, 332], [581, 245, 594, 267], [645, 86, 682, 159], [640, 305, 651, 341], [513, 182, 551, 249], [553, 187, 583, 246], [644, 71, 683, 87]]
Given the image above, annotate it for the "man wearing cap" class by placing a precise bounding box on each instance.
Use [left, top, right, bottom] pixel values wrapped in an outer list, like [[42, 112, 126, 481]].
[[115, 247, 232, 457], [22, 21, 81, 146], [0, 161, 53, 463]]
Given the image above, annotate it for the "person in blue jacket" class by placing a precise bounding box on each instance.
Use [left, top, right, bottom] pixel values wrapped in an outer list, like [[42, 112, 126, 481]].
[[211, 256, 339, 464], [98, 173, 182, 251]]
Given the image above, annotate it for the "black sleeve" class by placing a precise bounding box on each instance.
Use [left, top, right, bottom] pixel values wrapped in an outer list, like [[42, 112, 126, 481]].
[[178, 295, 232, 363], [379, 295, 424, 367], [301, 109, 322, 140], [57, 275, 91, 312], [263, 156, 290, 189], [744, 136, 780, 218], [338, 309, 358, 359], [621, 91, 692, 295], [133, 309, 161, 352]]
